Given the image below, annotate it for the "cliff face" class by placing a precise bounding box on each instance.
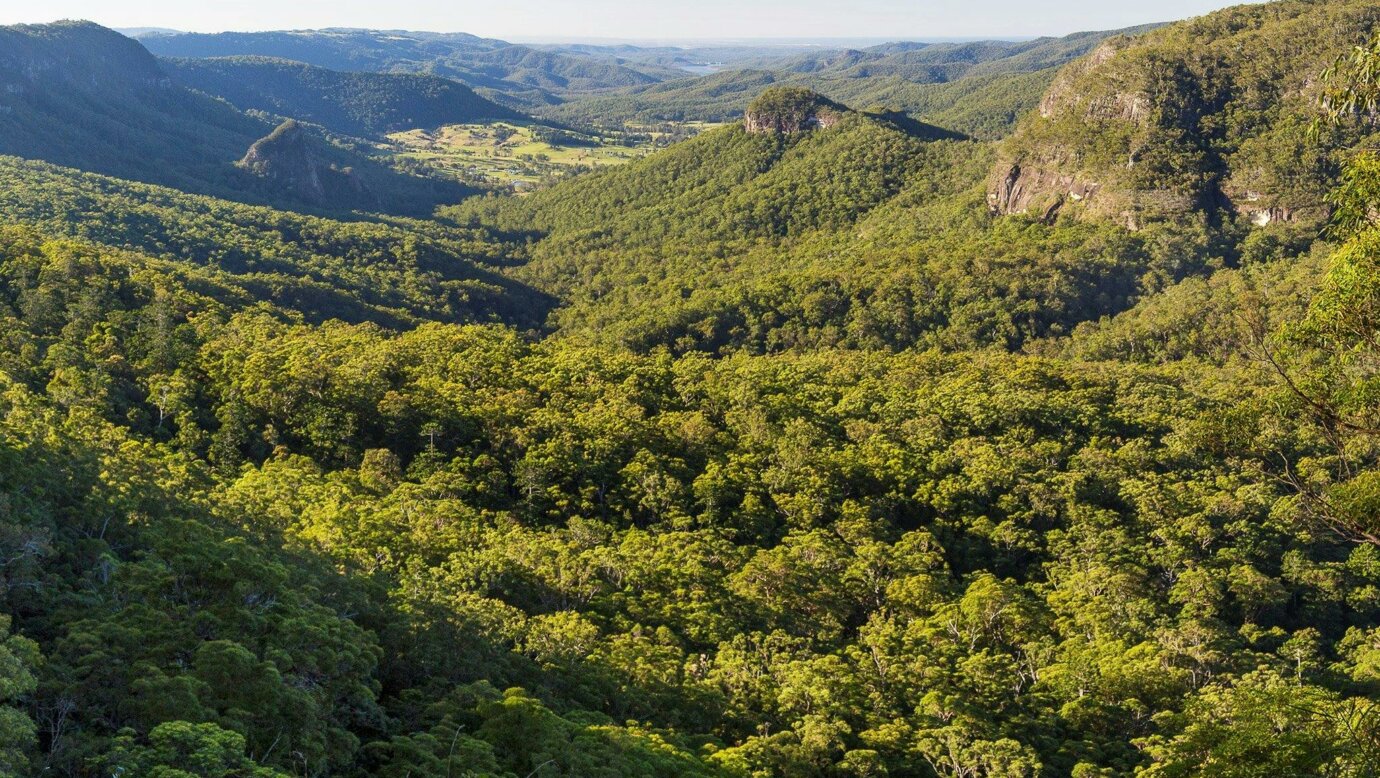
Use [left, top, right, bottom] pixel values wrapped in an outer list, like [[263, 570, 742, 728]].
[[743, 87, 846, 135], [988, 0, 1380, 229], [744, 110, 842, 134], [239, 120, 375, 209], [0, 21, 170, 94], [989, 163, 1102, 224]]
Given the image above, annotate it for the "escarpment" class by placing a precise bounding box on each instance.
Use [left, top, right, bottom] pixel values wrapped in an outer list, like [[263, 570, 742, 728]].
[[0, 20, 170, 94], [988, 0, 1380, 229], [744, 87, 846, 134]]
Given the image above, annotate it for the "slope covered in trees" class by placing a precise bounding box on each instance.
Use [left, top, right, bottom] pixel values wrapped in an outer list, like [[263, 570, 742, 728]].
[[0, 21, 471, 215], [542, 26, 1158, 136], [443, 89, 1234, 354], [2, 226, 1379, 775], [1, 0, 1380, 776], [138, 28, 683, 108], [167, 56, 525, 137], [990, 0, 1380, 228], [0, 155, 552, 329]]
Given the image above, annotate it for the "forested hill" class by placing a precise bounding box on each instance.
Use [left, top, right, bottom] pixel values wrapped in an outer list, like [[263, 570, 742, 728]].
[[0, 155, 553, 328], [459, 94, 958, 242], [166, 56, 526, 137], [3, 0, 1380, 777], [447, 94, 1032, 351], [0, 21, 270, 192], [445, 0, 1377, 357], [439, 90, 1268, 355], [137, 28, 683, 104], [540, 25, 1161, 136], [990, 0, 1380, 228], [0, 21, 472, 215]]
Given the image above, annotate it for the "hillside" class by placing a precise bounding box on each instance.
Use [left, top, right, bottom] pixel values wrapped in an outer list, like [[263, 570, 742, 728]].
[[0, 154, 551, 328], [544, 26, 1158, 136], [0, 22, 273, 192], [453, 0, 1376, 358], [989, 0, 1380, 229], [0, 21, 472, 215], [447, 88, 1218, 354], [137, 28, 681, 106], [774, 26, 1161, 81], [166, 55, 525, 137], [4, 2, 1380, 777]]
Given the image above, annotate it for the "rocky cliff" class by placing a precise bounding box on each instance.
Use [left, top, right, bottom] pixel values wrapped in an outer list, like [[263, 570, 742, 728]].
[[743, 87, 845, 134], [0, 21, 170, 94], [988, 0, 1380, 229], [239, 120, 375, 209]]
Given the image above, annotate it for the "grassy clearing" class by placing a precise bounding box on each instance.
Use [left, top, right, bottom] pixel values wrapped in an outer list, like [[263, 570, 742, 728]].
[[387, 121, 721, 190]]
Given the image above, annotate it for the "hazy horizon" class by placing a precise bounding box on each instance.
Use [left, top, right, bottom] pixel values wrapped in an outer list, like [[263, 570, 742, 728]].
[[115, 30, 1046, 48], [3, 0, 1260, 41]]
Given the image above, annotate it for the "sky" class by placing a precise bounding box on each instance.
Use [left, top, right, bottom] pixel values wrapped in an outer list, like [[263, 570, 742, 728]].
[[2, 0, 1258, 42]]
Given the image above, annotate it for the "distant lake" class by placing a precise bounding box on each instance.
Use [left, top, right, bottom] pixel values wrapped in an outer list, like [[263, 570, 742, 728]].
[[682, 64, 724, 75]]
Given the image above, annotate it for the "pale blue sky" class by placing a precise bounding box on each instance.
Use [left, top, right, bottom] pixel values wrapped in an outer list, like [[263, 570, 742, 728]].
[[4, 0, 1259, 41]]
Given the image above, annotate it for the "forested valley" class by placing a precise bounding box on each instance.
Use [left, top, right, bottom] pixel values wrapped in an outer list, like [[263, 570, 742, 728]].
[[1, 1, 1380, 776]]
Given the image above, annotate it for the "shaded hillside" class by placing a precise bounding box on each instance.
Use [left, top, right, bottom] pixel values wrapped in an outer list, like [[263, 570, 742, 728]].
[[238, 120, 378, 210], [989, 0, 1380, 228], [0, 22, 277, 194], [0, 155, 553, 328], [167, 56, 524, 137], [0, 21, 473, 215]]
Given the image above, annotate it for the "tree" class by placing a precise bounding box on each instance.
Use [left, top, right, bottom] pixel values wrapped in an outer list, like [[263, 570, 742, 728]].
[[0, 615, 38, 778], [102, 721, 291, 778], [1137, 673, 1379, 778]]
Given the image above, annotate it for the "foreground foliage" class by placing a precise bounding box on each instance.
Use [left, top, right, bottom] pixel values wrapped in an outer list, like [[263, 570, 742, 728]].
[[1, 212, 1379, 774], [1, 2, 1380, 776]]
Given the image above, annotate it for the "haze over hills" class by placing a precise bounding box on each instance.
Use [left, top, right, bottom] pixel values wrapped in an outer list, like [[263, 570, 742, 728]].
[[2, 1, 1380, 777], [0, 20, 474, 213], [134, 23, 1164, 137], [533, 26, 1162, 136], [137, 28, 687, 109]]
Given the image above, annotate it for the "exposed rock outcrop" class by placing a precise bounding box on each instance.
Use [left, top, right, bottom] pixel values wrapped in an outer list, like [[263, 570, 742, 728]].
[[1222, 189, 1306, 227], [988, 162, 1100, 217], [239, 119, 375, 208], [744, 87, 845, 134], [745, 111, 841, 134], [987, 0, 1379, 230], [0, 21, 170, 93]]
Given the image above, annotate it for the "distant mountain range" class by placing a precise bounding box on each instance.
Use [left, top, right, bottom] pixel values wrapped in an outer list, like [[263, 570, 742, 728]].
[[536, 26, 1161, 138], [136, 28, 685, 109], [133, 24, 1167, 138]]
